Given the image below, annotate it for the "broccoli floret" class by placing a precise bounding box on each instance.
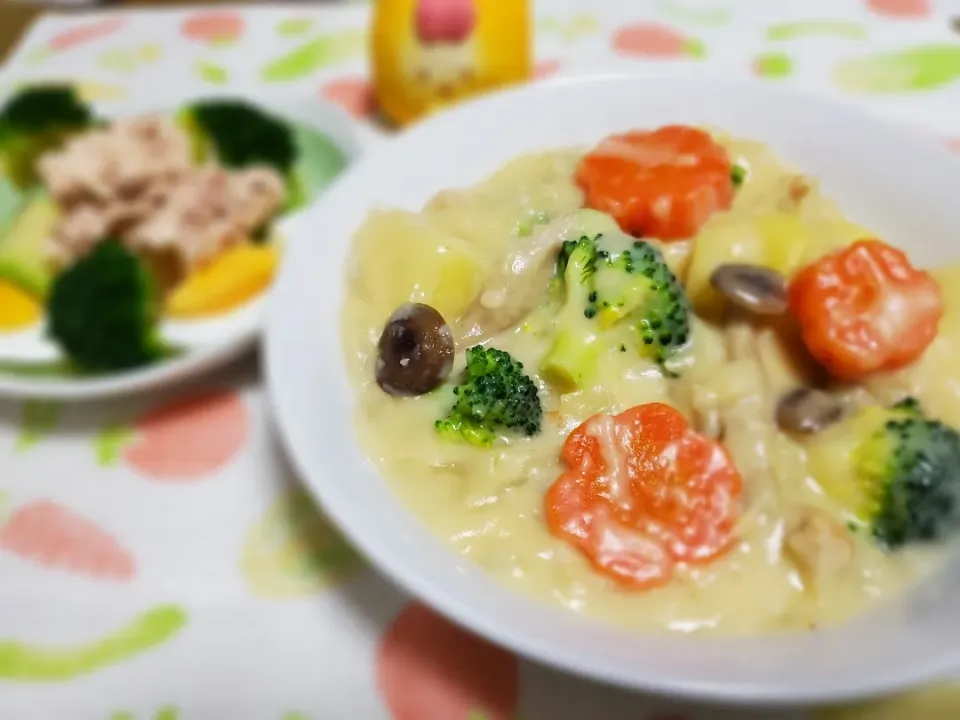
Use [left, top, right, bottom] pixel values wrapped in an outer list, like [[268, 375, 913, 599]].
[[47, 240, 168, 372], [435, 346, 542, 448], [731, 163, 747, 187], [0, 85, 94, 188], [809, 398, 960, 550], [595, 241, 690, 364], [178, 99, 303, 210], [852, 399, 960, 549], [541, 233, 690, 389], [180, 99, 296, 173]]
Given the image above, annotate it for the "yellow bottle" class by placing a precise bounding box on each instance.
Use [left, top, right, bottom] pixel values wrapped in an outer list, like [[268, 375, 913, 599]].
[[371, 0, 532, 127]]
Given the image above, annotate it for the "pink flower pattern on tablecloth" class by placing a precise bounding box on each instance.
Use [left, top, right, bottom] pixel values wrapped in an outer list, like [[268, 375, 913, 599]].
[[320, 76, 376, 118], [97, 390, 250, 482], [181, 12, 246, 45], [0, 500, 135, 581], [49, 18, 126, 53], [611, 22, 705, 58], [865, 0, 931, 18], [377, 603, 519, 720]]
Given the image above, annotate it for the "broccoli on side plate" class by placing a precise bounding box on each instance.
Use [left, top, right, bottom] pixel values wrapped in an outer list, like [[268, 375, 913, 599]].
[[435, 346, 543, 448], [0, 84, 94, 188], [180, 99, 297, 175], [542, 232, 690, 390], [178, 99, 348, 213], [806, 398, 960, 550], [47, 240, 171, 373]]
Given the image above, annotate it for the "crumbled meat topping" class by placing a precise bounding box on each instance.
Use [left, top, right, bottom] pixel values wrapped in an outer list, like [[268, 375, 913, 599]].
[[38, 114, 192, 207], [39, 114, 287, 278], [128, 166, 285, 272], [783, 506, 855, 588]]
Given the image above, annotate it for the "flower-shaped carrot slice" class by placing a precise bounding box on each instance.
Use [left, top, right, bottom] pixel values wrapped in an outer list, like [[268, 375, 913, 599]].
[[575, 125, 734, 240], [546, 402, 742, 589], [788, 239, 943, 381]]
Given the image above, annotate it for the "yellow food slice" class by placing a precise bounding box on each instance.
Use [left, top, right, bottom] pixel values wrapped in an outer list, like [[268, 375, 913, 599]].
[[0, 280, 41, 331], [166, 243, 278, 319]]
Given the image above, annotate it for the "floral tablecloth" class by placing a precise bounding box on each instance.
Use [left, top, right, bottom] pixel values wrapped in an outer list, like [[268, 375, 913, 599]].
[[2, 1, 960, 719]]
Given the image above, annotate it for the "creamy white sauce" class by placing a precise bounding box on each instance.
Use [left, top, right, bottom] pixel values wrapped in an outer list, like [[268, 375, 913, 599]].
[[341, 138, 956, 637]]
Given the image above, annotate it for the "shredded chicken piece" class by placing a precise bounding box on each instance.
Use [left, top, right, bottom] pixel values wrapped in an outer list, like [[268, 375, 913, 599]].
[[718, 318, 778, 498], [38, 114, 192, 207], [754, 326, 811, 397], [128, 166, 285, 274], [40, 113, 286, 280], [46, 183, 172, 268], [783, 506, 855, 588], [863, 371, 919, 408], [455, 215, 576, 343]]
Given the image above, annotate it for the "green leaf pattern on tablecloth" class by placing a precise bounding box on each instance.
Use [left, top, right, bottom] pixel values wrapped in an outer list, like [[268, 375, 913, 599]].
[[754, 52, 795, 79], [833, 44, 960, 93], [2, 3, 960, 718], [766, 20, 867, 41], [241, 488, 366, 599], [538, 14, 600, 42], [277, 18, 316, 39], [16, 400, 61, 452], [97, 44, 163, 73], [95, 423, 135, 466], [0, 605, 186, 681], [655, 0, 732, 26], [194, 60, 230, 86], [109, 708, 179, 720], [260, 32, 365, 82]]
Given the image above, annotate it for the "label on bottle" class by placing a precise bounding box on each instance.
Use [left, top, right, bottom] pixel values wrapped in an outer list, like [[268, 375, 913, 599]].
[[371, 0, 531, 127]]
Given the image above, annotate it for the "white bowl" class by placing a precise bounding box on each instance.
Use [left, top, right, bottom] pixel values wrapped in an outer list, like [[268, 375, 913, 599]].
[[265, 75, 960, 705], [0, 88, 360, 400]]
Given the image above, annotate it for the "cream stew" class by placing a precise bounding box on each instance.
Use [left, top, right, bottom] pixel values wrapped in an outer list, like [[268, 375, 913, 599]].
[[341, 126, 960, 636]]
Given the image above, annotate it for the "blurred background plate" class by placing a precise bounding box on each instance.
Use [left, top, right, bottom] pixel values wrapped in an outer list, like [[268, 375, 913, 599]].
[[0, 87, 360, 400]]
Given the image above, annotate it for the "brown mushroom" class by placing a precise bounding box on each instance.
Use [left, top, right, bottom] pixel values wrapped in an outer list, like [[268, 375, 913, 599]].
[[375, 303, 454, 397], [710, 263, 788, 316], [776, 387, 844, 434]]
